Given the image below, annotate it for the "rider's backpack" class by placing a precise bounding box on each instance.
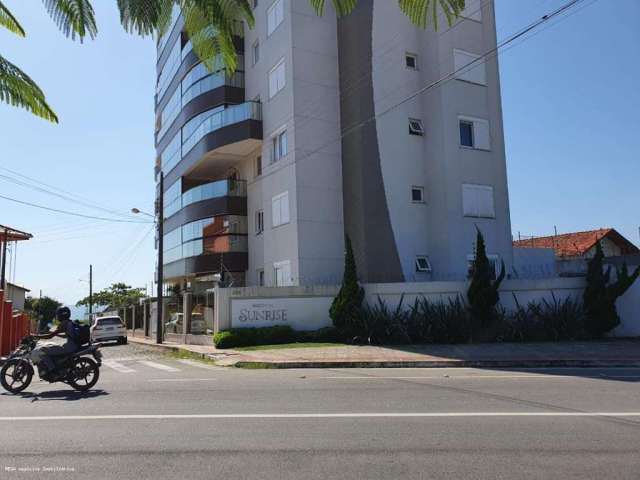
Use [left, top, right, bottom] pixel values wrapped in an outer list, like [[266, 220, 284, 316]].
[[71, 321, 91, 346]]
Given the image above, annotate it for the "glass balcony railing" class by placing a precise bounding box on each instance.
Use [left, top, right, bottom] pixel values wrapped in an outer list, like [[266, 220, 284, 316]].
[[181, 101, 262, 156], [165, 178, 247, 218], [164, 234, 248, 265], [182, 70, 245, 106]]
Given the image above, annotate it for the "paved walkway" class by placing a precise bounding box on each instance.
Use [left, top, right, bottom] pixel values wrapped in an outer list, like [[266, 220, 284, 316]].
[[126, 333, 640, 368]]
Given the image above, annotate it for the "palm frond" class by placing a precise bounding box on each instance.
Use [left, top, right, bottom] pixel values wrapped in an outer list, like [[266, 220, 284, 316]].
[[42, 0, 97, 42], [0, 54, 58, 122], [182, 0, 254, 74], [397, 0, 466, 29], [117, 0, 175, 37], [308, 0, 358, 17], [0, 1, 25, 36]]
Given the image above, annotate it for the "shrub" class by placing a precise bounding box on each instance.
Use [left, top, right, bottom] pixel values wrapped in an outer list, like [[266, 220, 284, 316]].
[[213, 325, 295, 349], [357, 295, 411, 344], [296, 327, 342, 343], [467, 228, 505, 331], [330, 235, 365, 333], [409, 296, 472, 344], [583, 242, 640, 338], [534, 294, 586, 341]]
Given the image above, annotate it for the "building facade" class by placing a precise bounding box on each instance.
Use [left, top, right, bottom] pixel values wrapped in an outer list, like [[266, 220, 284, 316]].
[[154, 0, 513, 294]]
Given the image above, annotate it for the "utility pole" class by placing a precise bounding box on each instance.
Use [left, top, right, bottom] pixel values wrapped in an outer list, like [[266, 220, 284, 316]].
[[0, 228, 7, 290], [89, 264, 93, 316], [156, 172, 164, 344]]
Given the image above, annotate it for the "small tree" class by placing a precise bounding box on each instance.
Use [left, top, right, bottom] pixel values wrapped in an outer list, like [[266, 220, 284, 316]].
[[330, 235, 365, 333], [76, 283, 145, 311], [467, 228, 505, 330], [24, 296, 62, 333], [583, 242, 640, 338]]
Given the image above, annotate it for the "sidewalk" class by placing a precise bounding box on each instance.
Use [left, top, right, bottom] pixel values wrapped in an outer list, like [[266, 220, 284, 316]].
[[127, 334, 640, 369]]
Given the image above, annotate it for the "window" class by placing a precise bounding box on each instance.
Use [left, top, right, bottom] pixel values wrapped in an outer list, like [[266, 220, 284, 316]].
[[405, 53, 418, 70], [459, 116, 490, 150], [453, 49, 486, 85], [274, 260, 292, 286], [411, 186, 424, 203], [255, 210, 264, 235], [409, 118, 424, 136], [271, 130, 287, 163], [268, 59, 286, 98], [459, 120, 474, 147], [257, 269, 265, 286], [253, 0, 258, 8], [462, 184, 495, 218], [267, 0, 284, 36], [415, 256, 432, 272], [256, 155, 262, 176], [252, 40, 260, 65], [272, 191, 290, 227]]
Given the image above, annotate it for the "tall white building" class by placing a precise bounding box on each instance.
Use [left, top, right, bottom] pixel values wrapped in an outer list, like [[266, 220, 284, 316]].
[[155, 0, 513, 293]]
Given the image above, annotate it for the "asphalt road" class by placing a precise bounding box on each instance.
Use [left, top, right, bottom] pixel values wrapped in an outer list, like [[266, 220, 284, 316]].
[[1, 343, 639, 479]]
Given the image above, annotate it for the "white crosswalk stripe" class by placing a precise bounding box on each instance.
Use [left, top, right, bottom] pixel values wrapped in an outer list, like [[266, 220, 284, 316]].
[[138, 361, 181, 373], [103, 360, 135, 374], [175, 359, 218, 370]]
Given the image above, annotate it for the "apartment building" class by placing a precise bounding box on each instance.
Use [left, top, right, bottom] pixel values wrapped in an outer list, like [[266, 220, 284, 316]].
[[154, 0, 513, 292]]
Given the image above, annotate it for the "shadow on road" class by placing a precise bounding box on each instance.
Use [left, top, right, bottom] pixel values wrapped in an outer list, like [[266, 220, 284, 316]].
[[2, 389, 109, 402]]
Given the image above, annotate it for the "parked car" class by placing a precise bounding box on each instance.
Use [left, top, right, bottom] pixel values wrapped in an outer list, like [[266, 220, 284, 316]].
[[91, 316, 127, 344], [164, 313, 206, 335]]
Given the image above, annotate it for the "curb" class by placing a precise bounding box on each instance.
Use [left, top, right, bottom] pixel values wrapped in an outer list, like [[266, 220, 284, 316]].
[[234, 360, 640, 369], [126, 336, 640, 370], [126, 337, 214, 361]]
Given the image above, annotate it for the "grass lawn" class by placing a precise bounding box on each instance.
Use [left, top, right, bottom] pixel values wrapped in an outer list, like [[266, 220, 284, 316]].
[[236, 342, 345, 352]]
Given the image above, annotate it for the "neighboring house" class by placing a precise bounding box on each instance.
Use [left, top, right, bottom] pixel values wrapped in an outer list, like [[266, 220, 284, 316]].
[[6, 283, 30, 311], [154, 0, 513, 300], [513, 228, 640, 277]]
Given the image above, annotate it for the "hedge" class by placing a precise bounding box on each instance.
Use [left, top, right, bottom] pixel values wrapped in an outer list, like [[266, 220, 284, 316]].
[[213, 326, 340, 349]]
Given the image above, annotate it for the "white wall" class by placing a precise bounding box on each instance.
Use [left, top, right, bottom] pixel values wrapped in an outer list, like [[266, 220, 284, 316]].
[[215, 278, 640, 337]]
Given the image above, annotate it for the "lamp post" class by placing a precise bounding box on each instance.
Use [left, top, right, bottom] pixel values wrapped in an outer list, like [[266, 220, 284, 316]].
[[132, 172, 164, 344]]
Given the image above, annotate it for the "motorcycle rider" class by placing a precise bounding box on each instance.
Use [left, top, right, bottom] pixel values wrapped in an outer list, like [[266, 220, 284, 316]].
[[30, 306, 79, 377]]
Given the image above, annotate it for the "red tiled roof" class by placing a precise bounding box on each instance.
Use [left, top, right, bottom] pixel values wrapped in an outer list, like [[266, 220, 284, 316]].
[[513, 228, 639, 258]]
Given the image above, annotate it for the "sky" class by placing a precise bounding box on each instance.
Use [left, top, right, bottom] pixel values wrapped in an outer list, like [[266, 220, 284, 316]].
[[0, 0, 638, 308]]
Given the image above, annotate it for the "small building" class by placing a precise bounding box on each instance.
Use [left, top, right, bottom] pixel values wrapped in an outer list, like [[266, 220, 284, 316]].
[[5, 283, 30, 311], [513, 228, 639, 277]]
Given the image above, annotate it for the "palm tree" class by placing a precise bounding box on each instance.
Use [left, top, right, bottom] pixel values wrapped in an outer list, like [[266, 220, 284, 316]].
[[0, 0, 97, 122], [1, 0, 464, 121]]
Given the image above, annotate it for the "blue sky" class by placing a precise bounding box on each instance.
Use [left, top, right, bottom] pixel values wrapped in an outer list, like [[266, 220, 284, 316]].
[[0, 0, 638, 307]]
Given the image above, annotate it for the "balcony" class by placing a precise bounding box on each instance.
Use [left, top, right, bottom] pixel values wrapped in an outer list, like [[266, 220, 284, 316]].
[[165, 178, 246, 219], [181, 101, 261, 155]]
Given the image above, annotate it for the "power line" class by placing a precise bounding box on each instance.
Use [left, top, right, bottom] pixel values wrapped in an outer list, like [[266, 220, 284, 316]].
[[0, 193, 153, 224], [0, 166, 141, 221]]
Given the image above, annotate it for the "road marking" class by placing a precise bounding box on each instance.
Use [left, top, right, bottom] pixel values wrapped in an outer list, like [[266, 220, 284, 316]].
[[103, 361, 135, 374], [175, 359, 218, 370], [318, 374, 640, 380], [318, 375, 564, 380], [138, 361, 180, 373], [0, 412, 639, 422], [147, 378, 215, 383]]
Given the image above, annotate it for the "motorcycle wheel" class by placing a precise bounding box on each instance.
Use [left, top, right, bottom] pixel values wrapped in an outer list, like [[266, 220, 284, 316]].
[[68, 357, 100, 392], [0, 359, 33, 394]]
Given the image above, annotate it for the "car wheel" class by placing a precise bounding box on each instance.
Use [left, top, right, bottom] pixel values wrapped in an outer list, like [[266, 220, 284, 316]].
[[121, 337, 128, 345]]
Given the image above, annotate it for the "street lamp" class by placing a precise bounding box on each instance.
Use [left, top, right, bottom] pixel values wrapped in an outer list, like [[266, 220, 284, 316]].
[[132, 171, 164, 344]]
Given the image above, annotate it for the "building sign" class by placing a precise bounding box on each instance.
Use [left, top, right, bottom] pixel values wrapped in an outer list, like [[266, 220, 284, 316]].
[[231, 297, 333, 331]]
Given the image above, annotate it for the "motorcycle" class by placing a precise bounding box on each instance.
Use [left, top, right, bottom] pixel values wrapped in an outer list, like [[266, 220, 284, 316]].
[[0, 336, 102, 394]]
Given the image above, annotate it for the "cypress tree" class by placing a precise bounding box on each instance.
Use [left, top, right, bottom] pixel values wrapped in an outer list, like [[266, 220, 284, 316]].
[[584, 242, 640, 337], [330, 235, 365, 332], [467, 228, 505, 330]]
